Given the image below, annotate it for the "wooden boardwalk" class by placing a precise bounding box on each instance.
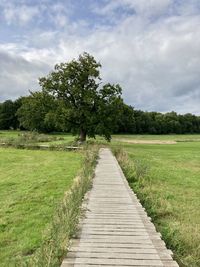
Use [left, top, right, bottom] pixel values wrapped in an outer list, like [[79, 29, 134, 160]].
[[61, 148, 179, 267]]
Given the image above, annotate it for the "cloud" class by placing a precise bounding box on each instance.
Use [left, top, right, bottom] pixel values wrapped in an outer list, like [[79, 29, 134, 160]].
[[92, 0, 172, 20], [0, 0, 200, 115], [3, 4, 39, 25], [57, 6, 200, 114], [0, 45, 50, 101], [0, 0, 71, 28]]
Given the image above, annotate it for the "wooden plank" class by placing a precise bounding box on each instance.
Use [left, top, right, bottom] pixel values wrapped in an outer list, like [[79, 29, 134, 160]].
[[67, 251, 161, 260], [75, 242, 155, 249], [62, 258, 163, 266], [69, 247, 158, 254]]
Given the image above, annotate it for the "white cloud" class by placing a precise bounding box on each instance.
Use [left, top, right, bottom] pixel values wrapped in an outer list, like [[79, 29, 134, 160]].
[[56, 10, 200, 114], [93, 0, 172, 18], [124, 0, 172, 16], [1, 1, 71, 28], [3, 4, 39, 25], [0, 0, 200, 115]]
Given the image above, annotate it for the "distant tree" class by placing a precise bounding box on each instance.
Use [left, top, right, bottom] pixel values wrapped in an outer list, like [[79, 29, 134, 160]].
[[17, 92, 58, 132], [154, 113, 165, 134], [0, 100, 20, 129], [116, 104, 136, 133], [133, 110, 148, 134], [181, 113, 198, 133], [13, 97, 25, 129], [39, 52, 123, 141]]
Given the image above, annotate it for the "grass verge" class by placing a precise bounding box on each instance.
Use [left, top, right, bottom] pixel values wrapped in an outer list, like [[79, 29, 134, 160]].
[[0, 145, 98, 266], [112, 144, 200, 267], [21, 145, 98, 267]]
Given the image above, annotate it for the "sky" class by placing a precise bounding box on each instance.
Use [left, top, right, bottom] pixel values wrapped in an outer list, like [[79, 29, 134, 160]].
[[0, 0, 200, 114]]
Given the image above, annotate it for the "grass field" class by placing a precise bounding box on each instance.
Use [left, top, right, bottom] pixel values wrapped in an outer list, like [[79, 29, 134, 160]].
[[0, 130, 20, 139], [112, 133, 200, 142], [1, 131, 200, 266], [0, 147, 83, 266], [113, 139, 200, 267]]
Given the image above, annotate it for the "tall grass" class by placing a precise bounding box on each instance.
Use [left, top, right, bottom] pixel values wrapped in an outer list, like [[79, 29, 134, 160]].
[[14, 145, 99, 267], [0, 132, 64, 144], [0, 132, 80, 151], [112, 146, 200, 267]]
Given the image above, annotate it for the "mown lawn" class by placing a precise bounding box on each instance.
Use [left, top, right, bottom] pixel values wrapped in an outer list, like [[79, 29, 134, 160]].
[[116, 141, 200, 267], [0, 148, 83, 266]]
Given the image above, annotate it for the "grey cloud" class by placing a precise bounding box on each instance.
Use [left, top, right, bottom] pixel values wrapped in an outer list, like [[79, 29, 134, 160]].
[[0, 50, 50, 101], [0, 0, 200, 115], [84, 12, 200, 114]]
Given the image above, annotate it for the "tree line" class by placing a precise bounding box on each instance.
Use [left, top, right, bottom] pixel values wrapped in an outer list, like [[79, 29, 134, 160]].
[[1, 97, 200, 135], [117, 105, 200, 134], [1, 52, 200, 139]]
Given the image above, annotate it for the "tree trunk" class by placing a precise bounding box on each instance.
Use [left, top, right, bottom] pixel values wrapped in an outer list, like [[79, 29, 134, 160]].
[[79, 129, 87, 142]]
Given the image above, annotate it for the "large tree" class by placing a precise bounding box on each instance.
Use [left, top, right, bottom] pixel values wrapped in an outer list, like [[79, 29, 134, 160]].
[[39, 52, 123, 141]]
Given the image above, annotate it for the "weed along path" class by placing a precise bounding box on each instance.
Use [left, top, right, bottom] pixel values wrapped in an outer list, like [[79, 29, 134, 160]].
[[61, 148, 179, 267]]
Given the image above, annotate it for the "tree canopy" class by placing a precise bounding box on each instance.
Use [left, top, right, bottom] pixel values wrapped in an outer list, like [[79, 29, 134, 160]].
[[38, 52, 123, 141]]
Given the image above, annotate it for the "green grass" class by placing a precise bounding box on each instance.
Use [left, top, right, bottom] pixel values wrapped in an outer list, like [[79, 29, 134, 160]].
[[113, 140, 200, 267], [42, 133, 75, 145], [0, 147, 83, 266], [0, 130, 20, 139], [112, 133, 200, 141], [1, 130, 200, 266], [1, 130, 200, 142]]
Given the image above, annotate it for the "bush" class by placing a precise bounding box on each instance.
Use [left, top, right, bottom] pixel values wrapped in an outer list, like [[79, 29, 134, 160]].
[[18, 132, 64, 143]]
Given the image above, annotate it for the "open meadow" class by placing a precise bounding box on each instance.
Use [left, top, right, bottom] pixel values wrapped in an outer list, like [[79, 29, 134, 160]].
[[0, 131, 200, 266], [0, 146, 84, 266], [112, 133, 200, 142], [113, 135, 200, 267]]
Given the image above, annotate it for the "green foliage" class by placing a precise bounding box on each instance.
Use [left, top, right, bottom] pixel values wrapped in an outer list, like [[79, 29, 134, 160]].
[[0, 99, 20, 129], [117, 109, 200, 134], [39, 52, 123, 141], [115, 104, 136, 133], [17, 92, 59, 133]]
